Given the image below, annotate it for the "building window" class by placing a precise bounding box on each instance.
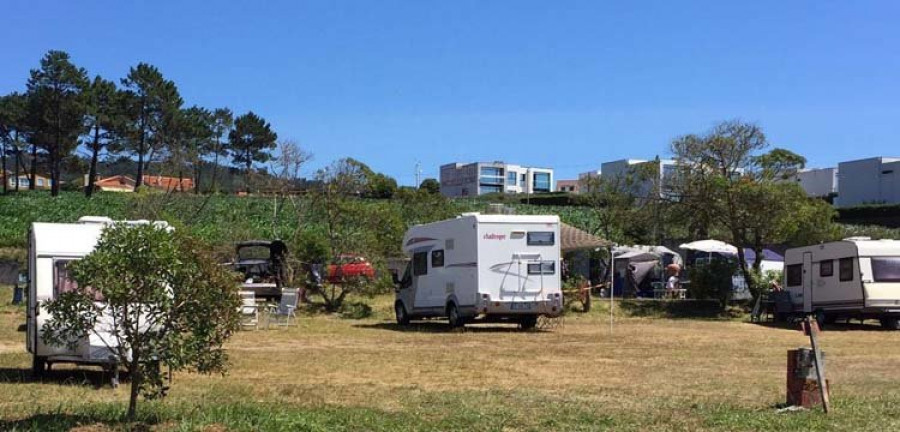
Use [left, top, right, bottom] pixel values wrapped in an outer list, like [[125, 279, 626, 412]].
[[36, 178, 44, 187], [786, 264, 802, 287], [479, 185, 503, 194], [479, 167, 504, 185], [839, 257, 854, 282], [520, 174, 526, 186], [819, 260, 833, 277], [431, 250, 444, 268], [413, 252, 428, 276], [507, 171, 517, 185], [527, 232, 555, 246], [533, 172, 551, 192]]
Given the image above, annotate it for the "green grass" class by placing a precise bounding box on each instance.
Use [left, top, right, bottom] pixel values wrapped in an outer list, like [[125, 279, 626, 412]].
[[2, 287, 900, 431]]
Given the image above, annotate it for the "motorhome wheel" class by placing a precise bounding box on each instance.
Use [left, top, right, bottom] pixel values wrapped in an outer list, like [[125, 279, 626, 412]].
[[447, 303, 464, 328], [519, 315, 538, 331], [395, 302, 410, 326]]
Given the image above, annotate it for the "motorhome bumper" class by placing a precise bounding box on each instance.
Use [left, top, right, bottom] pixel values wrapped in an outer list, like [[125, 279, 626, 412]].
[[480, 300, 561, 316]]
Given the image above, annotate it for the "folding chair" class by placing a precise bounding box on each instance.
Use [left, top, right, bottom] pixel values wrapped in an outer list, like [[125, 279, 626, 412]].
[[239, 291, 259, 330], [267, 289, 299, 327]]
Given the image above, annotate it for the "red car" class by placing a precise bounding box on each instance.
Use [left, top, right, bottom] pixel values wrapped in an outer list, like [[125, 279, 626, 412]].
[[326, 254, 376, 283]]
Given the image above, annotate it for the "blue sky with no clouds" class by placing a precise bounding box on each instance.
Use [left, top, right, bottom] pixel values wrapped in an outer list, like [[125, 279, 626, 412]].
[[2, 1, 899, 185]]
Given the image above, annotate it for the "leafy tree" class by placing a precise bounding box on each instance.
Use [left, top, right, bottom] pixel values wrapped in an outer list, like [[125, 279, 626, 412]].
[[668, 120, 837, 300], [418, 178, 440, 194], [82, 76, 123, 197], [26, 50, 89, 196], [344, 158, 398, 199], [0, 92, 31, 193], [207, 108, 233, 193], [228, 111, 277, 190], [169, 106, 214, 193], [121, 63, 182, 190], [41, 223, 241, 421]]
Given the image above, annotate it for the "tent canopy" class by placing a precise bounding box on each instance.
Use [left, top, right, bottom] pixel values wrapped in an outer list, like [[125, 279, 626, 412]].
[[679, 239, 738, 254], [743, 248, 784, 263], [560, 223, 612, 252]]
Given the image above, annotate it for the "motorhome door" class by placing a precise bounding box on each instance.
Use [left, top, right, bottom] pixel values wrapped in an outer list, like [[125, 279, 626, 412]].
[[803, 252, 813, 313]]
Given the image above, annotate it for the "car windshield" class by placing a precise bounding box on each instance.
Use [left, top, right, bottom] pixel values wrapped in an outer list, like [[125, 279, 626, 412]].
[[238, 245, 271, 261], [872, 257, 900, 283]]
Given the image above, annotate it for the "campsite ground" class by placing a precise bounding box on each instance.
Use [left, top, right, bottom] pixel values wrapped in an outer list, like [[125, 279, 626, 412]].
[[0, 289, 898, 431]]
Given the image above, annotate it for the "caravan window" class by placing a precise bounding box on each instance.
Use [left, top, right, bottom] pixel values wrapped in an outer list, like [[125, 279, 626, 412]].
[[527, 261, 556, 275], [527, 232, 555, 246], [872, 258, 900, 282], [839, 258, 854, 282], [54, 260, 103, 301], [819, 260, 834, 277], [786, 264, 802, 287], [413, 252, 428, 276], [431, 250, 444, 268]]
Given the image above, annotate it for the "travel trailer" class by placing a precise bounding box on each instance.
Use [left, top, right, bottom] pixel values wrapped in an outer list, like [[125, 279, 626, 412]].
[[783, 238, 900, 329], [395, 213, 563, 329], [26, 216, 170, 379]]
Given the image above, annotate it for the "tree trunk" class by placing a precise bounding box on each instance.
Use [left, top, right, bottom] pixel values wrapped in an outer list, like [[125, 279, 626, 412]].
[[1, 139, 6, 194], [86, 127, 100, 198], [128, 360, 140, 421], [29, 143, 37, 190], [135, 139, 145, 191], [50, 145, 60, 197], [14, 137, 21, 192], [209, 140, 220, 194]]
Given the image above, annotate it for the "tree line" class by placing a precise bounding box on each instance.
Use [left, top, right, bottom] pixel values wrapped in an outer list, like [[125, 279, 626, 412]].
[[0, 50, 279, 196]]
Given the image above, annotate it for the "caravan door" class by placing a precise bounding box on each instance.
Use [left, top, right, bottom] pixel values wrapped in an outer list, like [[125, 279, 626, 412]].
[[803, 252, 813, 313]]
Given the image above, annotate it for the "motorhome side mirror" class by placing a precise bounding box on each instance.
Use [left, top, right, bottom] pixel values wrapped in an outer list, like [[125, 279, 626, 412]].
[[390, 270, 400, 285]]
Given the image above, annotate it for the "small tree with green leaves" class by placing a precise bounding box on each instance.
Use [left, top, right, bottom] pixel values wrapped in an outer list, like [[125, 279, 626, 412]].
[[41, 223, 241, 421]]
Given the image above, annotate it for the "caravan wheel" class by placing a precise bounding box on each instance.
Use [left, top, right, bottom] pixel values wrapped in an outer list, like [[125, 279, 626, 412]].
[[31, 356, 46, 378], [395, 302, 410, 326], [880, 317, 900, 330]]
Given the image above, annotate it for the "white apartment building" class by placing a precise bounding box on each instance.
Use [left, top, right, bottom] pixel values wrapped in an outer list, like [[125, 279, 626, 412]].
[[794, 167, 838, 198], [439, 162, 554, 197], [600, 158, 678, 198], [836, 157, 900, 207]]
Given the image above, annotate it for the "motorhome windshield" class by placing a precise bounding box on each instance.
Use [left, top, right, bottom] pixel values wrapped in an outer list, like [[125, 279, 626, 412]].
[[872, 257, 900, 282]]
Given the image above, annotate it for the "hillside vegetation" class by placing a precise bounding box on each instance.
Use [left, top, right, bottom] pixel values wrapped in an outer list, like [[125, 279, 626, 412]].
[[2, 192, 898, 261]]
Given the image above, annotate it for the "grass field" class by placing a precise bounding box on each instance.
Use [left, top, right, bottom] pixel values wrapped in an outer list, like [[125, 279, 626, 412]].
[[1, 288, 899, 431]]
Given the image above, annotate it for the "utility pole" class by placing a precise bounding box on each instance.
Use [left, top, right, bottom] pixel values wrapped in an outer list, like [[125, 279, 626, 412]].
[[415, 161, 422, 187]]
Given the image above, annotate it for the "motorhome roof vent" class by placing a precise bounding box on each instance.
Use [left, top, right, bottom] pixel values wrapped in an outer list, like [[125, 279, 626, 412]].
[[77, 216, 114, 224], [843, 236, 872, 242], [459, 212, 481, 218]]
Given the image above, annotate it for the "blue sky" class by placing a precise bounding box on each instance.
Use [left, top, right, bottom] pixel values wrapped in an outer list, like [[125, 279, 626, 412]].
[[3, 1, 899, 185]]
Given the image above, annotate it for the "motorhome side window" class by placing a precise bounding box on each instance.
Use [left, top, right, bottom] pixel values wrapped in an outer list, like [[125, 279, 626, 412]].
[[413, 252, 428, 276], [786, 264, 802, 287], [819, 260, 833, 277], [527, 232, 554, 246], [839, 257, 854, 282], [54, 260, 103, 301], [431, 250, 444, 267]]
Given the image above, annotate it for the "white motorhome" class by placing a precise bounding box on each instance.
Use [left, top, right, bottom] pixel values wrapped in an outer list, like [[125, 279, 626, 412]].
[[395, 213, 563, 329], [26, 216, 169, 378], [783, 238, 900, 329]]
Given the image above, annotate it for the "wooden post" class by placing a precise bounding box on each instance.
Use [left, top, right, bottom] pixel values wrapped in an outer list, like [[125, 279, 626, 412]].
[[805, 315, 831, 413]]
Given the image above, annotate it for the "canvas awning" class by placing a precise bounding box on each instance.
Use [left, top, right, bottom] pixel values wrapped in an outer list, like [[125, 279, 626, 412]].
[[560, 223, 612, 252], [679, 239, 738, 255]]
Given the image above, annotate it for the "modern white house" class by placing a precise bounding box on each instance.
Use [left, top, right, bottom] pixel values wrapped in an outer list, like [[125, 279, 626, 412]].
[[794, 167, 839, 198], [599, 158, 678, 198], [836, 157, 900, 207], [439, 162, 554, 197]]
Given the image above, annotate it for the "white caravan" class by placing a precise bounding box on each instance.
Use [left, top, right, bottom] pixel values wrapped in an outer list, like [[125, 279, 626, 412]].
[[783, 238, 900, 329], [26, 216, 170, 378], [395, 213, 563, 329]]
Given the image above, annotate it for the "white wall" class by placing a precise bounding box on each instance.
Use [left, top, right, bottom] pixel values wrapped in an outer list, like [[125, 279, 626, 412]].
[[796, 168, 838, 197], [837, 157, 900, 207]]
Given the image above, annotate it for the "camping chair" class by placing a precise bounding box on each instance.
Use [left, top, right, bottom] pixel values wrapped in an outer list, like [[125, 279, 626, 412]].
[[267, 289, 299, 327], [239, 291, 260, 330]]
